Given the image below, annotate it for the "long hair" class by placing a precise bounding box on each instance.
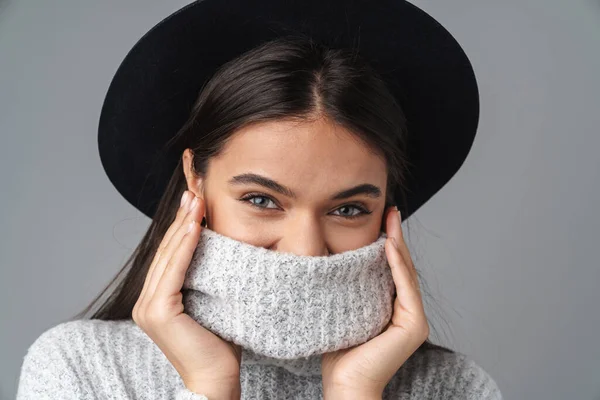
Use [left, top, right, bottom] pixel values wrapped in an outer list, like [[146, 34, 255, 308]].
[[72, 33, 453, 354]]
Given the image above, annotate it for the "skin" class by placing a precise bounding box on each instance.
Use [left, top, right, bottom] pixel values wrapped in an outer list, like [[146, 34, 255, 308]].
[[178, 116, 429, 398], [182, 117, 388, 255]]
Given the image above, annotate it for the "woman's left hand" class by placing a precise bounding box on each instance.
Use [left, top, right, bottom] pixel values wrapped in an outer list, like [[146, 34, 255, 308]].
[[321, 206, 430, 399]]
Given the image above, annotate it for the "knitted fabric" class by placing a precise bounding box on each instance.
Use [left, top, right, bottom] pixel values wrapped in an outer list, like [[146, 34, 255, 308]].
[[16, 228, 503, 399], [181, 228, 395, 376]]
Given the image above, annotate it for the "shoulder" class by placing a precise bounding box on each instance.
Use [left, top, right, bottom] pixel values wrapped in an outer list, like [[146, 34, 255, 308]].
[[23, 318, 152, 360], [386, 345, 503, 400], [17, 319, 165, 399]]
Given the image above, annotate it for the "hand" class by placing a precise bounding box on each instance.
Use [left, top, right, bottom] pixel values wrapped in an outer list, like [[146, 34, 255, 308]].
[[321, 206, 430, 398], [132, 190, 242, 398]]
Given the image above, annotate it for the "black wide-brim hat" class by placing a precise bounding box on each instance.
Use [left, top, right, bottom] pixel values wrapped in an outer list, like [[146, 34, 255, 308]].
[[98, 0, 480, 222]]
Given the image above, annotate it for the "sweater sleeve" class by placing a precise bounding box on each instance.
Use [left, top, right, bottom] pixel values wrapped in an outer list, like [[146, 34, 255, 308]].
[[175, 387, 209, 400], [16, 325, 82, 399], [460, 357, 503, 400], [386, 348, 503, 400], [16, 322, 213, 400], [428, 352, 503, 400]]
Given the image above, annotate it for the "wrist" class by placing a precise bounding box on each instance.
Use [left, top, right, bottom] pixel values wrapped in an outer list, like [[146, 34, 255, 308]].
[[323, 386, 382, 400], [185, 378, 241, 400], [325, 393, 381, 400]]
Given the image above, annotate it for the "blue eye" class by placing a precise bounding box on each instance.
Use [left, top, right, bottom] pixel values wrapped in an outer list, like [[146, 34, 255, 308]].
[[332, 205, 367, 219], [240, 194, 279, 209], [238, 193, 372, 220]]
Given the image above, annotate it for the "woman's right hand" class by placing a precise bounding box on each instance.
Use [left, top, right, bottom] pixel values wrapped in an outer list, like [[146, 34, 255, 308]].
[[132, 190, 242, 398]]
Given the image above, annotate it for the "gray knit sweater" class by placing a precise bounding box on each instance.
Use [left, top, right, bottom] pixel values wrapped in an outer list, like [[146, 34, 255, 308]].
[[16, 228, 503, 399]]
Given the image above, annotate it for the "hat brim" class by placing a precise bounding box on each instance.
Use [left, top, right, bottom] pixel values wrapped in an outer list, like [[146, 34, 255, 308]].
[[98, 0, 479, 221]]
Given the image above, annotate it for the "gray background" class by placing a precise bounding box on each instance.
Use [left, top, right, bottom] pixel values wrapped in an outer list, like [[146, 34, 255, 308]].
[[1, 0, 599, 399]]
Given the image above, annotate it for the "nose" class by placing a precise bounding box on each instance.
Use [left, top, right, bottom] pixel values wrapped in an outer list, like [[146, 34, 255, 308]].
[[273, 215, 330, 256]]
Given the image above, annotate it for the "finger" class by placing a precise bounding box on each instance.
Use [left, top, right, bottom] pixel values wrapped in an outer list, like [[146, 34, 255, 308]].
[[385, 207, 418, 286], [146, 195, 204, 300], [341, 239, 428, 385], [154, 218, 202, 299], [159, 191, 195, 253], [137, 191, 194, 308], [385, 237, 423, 313]]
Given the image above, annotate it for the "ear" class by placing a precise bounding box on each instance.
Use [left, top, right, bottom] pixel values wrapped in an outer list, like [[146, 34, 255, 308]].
[[182, 148, 204, 199]]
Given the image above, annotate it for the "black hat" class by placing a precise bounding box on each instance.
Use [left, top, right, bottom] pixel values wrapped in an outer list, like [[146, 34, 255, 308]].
[[98, 0, 480, 222]]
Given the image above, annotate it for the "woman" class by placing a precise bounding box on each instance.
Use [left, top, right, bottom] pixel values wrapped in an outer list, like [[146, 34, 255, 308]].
[[16, 0, 502, 399]]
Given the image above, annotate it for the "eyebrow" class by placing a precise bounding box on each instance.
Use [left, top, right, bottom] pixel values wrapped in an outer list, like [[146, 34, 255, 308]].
[[228, 173, 382, 200]]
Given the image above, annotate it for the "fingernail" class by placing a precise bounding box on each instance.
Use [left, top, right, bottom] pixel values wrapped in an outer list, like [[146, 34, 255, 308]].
[[180, 191, 189, 207], [190, 196, 199, 210]]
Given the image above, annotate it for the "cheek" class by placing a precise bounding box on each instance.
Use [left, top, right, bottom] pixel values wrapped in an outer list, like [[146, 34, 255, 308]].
[[324, 223, 383, 254], [206, 197, 277, 247]]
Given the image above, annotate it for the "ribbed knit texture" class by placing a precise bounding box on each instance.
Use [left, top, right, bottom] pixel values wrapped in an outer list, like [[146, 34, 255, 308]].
[[181, 228, 395, 376], [16, 228, 503, 399]]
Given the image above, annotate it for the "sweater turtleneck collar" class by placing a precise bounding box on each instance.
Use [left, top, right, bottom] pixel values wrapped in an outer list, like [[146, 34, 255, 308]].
[[181, 227, 396, 377]]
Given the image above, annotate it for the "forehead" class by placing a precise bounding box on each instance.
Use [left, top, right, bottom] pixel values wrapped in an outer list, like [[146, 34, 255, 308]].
[[209, 118, 387, 194]]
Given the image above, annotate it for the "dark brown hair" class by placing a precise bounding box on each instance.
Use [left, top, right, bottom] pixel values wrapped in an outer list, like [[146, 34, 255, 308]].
[[71, 33, 453, 355]]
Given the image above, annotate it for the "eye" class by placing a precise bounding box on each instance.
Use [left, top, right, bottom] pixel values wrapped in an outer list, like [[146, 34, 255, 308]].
[[238, 193, 372, 220], [331, 204, 372, 220], [239, 194, 279, 209]]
